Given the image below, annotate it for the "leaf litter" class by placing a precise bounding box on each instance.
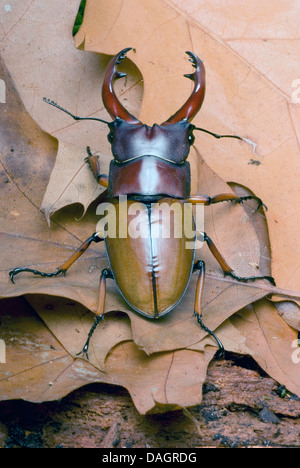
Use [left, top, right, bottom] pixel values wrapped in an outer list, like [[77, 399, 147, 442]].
[[0, 0, 299, 413]]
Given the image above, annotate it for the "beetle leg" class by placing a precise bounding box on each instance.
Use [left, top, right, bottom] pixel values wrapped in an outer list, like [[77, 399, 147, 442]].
[[77, 268, 113, 359], [200, 232, 276, 286], [193, 260, 224, 358], [9, 232, 103, 283], [188, 193, 267, 212], [85, 146, 108, 187]]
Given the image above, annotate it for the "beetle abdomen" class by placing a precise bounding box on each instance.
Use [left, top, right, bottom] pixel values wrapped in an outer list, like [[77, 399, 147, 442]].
[[105, 198, 195, 318]]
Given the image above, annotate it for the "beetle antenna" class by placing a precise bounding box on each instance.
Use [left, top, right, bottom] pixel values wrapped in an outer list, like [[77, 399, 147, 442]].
[[193, 127, 242, 140], [43, 97, 111, 125]]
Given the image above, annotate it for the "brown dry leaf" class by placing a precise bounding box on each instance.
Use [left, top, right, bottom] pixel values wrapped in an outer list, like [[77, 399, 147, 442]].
[[192, 298, 300, 397], [26, 296, 134, 372], [230, 299, 300, 397], [104, 342, 217, 414], [40, 141, 106, 224], [0, 296, 216, 414], [1, 1, 300, 410]]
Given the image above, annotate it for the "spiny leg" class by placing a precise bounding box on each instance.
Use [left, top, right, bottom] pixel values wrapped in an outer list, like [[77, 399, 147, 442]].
[[77, 268, 113, 359], [193, 260, 224, 358], [85, 146, 108, 187], [9, 232, 103, 283], [188, 193, 267, 212], [200, 231, 275, 285]]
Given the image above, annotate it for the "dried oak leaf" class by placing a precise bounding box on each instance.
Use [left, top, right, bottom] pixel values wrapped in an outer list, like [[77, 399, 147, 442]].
[[0, 296, 216, 414], [1, 1, 300, 410]]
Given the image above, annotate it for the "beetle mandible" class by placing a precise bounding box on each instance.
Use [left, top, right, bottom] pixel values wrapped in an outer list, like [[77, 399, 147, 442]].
[[10, 48, 275, 358]]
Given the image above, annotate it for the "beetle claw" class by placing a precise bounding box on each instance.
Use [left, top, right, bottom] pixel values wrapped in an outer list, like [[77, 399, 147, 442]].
[[233, 195, 268, 213], [9, 271, 16, 284], [186, 51, 198, 67], [116, 47, 132, 64], [215, 348, 225, 360], [183, 72, 194, 80], [76, 344, 89, 360]]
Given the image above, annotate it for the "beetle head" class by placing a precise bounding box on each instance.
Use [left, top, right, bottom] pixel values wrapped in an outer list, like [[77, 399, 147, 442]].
[[103, 48, 205, 164]]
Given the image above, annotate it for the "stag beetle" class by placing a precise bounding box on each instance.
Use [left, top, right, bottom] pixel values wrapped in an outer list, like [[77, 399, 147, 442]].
[[10, 48, 275, 358]]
